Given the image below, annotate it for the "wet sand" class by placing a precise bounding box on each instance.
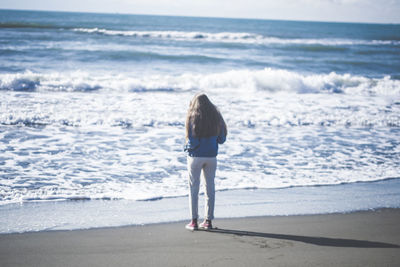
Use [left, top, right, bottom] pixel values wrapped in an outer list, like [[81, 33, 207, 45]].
[[1, 209, 399, 266]]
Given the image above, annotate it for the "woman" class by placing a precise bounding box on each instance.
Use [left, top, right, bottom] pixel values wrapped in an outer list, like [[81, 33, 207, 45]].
[[184, 93, 227, 230]]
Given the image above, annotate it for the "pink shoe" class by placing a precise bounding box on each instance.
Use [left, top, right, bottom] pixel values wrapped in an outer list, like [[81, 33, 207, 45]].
[[199, 220, 212, 230], [185, 219, 198, 231]]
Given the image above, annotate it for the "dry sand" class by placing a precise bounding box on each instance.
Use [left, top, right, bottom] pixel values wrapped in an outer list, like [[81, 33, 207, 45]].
[[1, 208, 399, 266]]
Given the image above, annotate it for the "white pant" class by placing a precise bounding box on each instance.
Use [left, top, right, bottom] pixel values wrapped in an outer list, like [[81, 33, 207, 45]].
[[187, 156, 217, 220]]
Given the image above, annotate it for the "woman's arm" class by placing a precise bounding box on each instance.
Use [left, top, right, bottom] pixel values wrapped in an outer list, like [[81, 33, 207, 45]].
[[184, 125, 200, 152], [184, 136, 200, 152]]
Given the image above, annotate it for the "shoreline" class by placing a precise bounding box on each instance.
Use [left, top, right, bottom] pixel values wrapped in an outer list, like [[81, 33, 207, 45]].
[[1, 208, 399, 266], [2, 177, 400, 234], [0, 207, 397, 236]]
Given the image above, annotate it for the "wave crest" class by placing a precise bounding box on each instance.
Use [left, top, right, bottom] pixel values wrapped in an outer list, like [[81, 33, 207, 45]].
[[1, 69, 399, 96], [72, 28, 400, 46], [0, 71, 102, 92]]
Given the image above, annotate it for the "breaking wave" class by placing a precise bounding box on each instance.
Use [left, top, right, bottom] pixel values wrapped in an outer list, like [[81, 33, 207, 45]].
[[72, 28, 400, 46], [1, 69, 399, 96]]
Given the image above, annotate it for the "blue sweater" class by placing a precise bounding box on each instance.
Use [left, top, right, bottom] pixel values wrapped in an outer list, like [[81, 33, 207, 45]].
[[184, 129, 226, 157]]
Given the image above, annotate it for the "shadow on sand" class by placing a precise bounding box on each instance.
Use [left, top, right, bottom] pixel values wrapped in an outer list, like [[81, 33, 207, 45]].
[[200, 228, 400, 248]]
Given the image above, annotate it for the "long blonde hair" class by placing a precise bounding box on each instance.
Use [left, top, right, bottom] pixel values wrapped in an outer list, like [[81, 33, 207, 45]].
[[185, 93, 227, 139]]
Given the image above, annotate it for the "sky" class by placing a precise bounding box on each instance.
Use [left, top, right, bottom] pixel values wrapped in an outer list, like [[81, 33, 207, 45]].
[[0, 0, 399, 24]]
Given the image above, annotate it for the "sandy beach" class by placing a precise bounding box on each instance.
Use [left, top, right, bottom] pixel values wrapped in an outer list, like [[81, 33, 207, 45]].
[[1, 208, 399, 267]]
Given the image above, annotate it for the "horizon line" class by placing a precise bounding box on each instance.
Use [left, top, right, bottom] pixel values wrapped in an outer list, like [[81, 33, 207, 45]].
[[0, 8, 399, 26]]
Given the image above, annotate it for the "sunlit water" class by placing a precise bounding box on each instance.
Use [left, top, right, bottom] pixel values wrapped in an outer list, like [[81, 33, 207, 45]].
[[0, 10, 399, 233]]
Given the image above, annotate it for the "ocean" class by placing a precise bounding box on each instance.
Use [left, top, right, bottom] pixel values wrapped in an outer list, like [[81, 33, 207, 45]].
[[0, 9, 400, 233]]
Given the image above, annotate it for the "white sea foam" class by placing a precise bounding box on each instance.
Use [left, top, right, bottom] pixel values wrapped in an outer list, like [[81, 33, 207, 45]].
[[72, 28, 400, 46], [1, 70, 399, 206], [1, 80, 399, 206]]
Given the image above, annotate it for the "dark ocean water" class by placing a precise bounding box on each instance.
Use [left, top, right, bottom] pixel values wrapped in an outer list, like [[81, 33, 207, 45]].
[[1, 9, 400, 77]]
